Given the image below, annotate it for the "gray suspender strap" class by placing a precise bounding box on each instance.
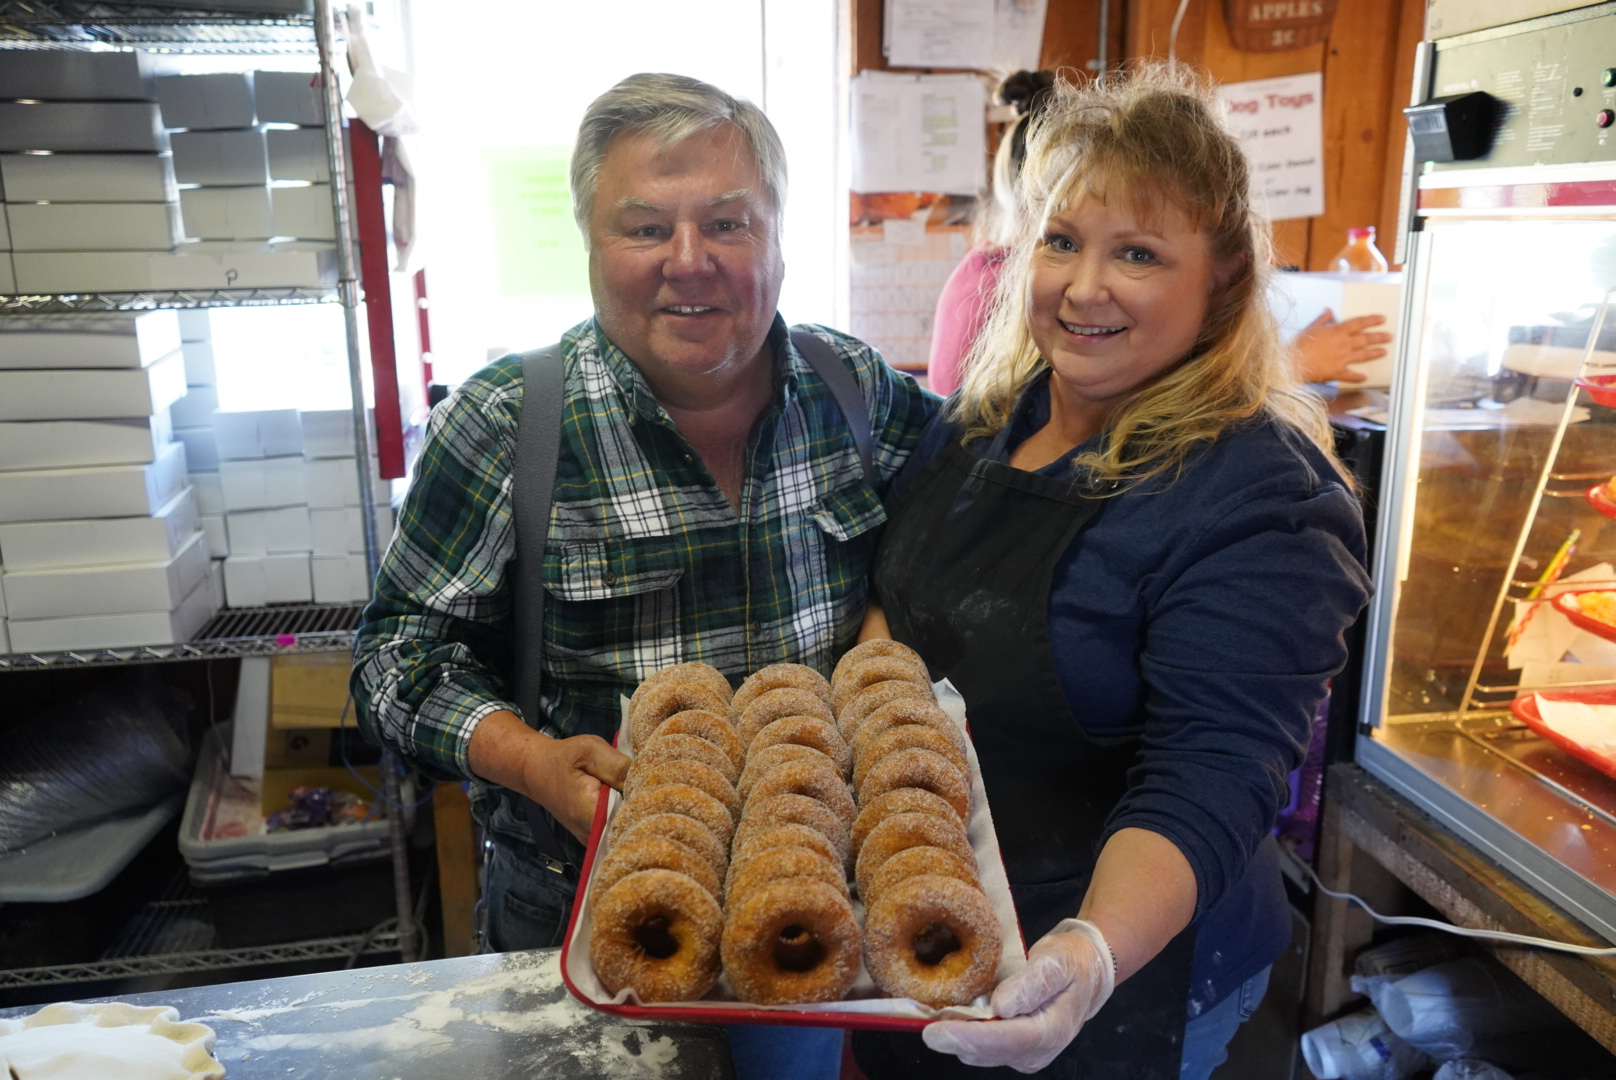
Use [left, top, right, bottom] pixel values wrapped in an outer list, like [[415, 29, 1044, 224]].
[[790, 329, 874, 480], [510, 343, 575, 874]]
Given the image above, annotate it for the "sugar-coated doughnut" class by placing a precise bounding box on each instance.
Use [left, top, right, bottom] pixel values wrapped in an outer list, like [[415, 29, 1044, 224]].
[[734, 794, 852, 869], [609, 783, 735, 848], [864, 875, 1000, 1007], [852, 699, 964, 761], [730, 821, 842, 869], [632, 661, 733, 706], [623, 758, 741, 822], [721, 879, 861, 1004], [855, 812, 972, 900], [851, 787, 961, 855], [744, 760, 856, 831], [590, 869, 723, 1002], [733, 662, 834, 715], [725, 844, 847, 903], [633, 732, 739, 785], [862, 845, 979, 910], [593, 835, 723, 902], [831, 638, 928, 691], [631, 681, 731, 753], [738, 688, 836, 745], [738, 743, 837, 804], [749, 716, 852, 779], [837, 679, 933, 740], [831, 656, 932, 715], [858, 747, 970, 822], [852, 724, 967, 790], [613, 813, 729, 882], [650, 709, 744, 772]]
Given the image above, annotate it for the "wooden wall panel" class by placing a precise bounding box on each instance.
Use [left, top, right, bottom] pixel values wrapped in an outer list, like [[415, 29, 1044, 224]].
[[1379, 0, 1432, 265]]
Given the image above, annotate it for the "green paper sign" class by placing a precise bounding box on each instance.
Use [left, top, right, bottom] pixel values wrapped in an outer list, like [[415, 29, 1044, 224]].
[[487, 147, 589, 297]]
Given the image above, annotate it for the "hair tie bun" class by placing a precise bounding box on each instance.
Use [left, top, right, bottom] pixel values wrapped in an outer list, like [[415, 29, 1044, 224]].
[[997, 69, 1056, 117]]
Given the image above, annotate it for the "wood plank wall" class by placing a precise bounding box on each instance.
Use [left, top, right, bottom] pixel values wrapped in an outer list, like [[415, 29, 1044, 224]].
[[849, 0, 1428, 269]]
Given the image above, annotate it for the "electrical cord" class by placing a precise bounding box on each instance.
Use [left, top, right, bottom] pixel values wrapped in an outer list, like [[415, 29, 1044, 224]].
[[336, 693, 437, 814], [1302, 858, 1616, 957]]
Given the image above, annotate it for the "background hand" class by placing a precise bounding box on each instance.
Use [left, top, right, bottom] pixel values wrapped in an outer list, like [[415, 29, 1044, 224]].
[[526, 733, 630, 842], [921, 919, 1115, 1073], [1292, 310, 1392, 384]]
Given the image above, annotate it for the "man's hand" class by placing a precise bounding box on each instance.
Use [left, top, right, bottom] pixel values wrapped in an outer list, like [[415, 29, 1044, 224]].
[[467, 710, 631, 842], [1292, 310, 1392, 384]]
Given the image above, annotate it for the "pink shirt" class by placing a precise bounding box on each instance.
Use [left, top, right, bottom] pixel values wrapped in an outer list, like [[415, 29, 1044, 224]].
[[926, 244, 1007, 397]]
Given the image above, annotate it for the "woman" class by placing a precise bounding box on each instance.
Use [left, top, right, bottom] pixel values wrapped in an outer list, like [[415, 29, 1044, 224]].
[[855, 67, 1371, 1079]]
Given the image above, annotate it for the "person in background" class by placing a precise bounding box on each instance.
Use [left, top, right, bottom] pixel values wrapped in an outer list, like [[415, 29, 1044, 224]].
[[352, 73, 936, 1080], [928, 70, 1394, 395], [856, 66, 1371, 1079]]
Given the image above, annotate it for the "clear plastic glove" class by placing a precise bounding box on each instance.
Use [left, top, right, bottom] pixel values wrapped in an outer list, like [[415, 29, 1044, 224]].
[[921, 919, 1116, 1074]]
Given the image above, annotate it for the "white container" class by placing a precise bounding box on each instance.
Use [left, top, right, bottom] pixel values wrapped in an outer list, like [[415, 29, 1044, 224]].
[[0, 415, 172, 470], [0, 311, 181, 370], [182, 341, 216, 386], [7, 576, 215, 652], [143, 249, 336, 290], [0, 441, 186, 523], [267, 127, 330, 182], [0, 52, 155, 100], [200, 512, 227, 558], [173, 426, 218, 472], [214, 409, 304, 461], [225, 505, 311, 555], [190, 471, 224, 515], [169, 385, 219, 430], [253, 71, 324, 126], [312, 554, 370, 602], [0, 351, 186, 421], [177, 186, 273, 241], [1, 529, 208, 619], [154, 73, 256, 131], [0, 152, 177, 203], [170, 128, 268, 186], [301, 408, 359, 458], [0, 102, 168, 153], [1269, 271, 1403, 389], [0, 255, 13, 293], [220, 455, 307, 511], [1301, 1009, 1428, 1080], [269, 183, 335, 239], [177, 309, 211, 343], [310, 504, 391, 556], [5, 202, 181, 252], [306, 455, 385, 508], [0, 487, 198, 570], [223, 551, 312, 606]]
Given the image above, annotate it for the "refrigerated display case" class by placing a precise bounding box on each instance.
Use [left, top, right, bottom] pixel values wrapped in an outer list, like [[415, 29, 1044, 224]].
[[1358, 2, 1616, 946]]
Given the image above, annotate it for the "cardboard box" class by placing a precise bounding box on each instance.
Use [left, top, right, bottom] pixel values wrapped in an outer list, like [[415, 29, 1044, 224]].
[[200, 512, 227, 557], [220, 456, 306, 510], [269, 183, 334, 239], [270, 652, 352, 728], [305, 456, 385, 508], [170, 385, 218, 429], [0, 102, 168, 153], [2, 528, 208, 618], [174, 426, 218, 472], [267, 127, 329, 182], [0, 311, 181, 370], [310, 504, 391, 556], [1270, 271, 1403, 389], [182, 341, 216, 385], [5, 202, 181, 252], [0, 415, 172, 470], [253, 71, 324, 126], [225, 505, 311, 555], [214, 409, 303, 460], [223, 551, 311, 606], [170, 128, 268, 186], [0, 351, 186, 421], [191, 471, 224, 514], [177, 309, 211, 343], [178, 186, 273, 240], [0, 152, 176, 203], [0, 440, 186, 523], [312, 553, 371, 603], [0, 52, 155, 101], [6, 574, 215, 652], [300, 408, 360, 458], [154, 73, 256, 131], [0, 486, 198, 570]]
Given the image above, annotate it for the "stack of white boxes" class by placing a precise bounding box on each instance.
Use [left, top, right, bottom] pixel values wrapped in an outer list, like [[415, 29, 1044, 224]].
[[169, 309, 227, 606], [256, 71, 337, 244], [0, 312, 217, 652], [304, 410, 391, 603], [218, 408, 312, 607]]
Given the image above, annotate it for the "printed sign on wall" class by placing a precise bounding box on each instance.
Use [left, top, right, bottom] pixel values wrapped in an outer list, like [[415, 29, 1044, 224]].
[[1217, 73, 1325, 221]]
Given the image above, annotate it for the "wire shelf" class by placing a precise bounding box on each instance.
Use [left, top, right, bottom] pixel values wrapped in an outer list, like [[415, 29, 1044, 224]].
[[0, 2, 315, 50], [0, 931, 400, 988], [0, 602, 364, 671], [0, 287, 339, 314]]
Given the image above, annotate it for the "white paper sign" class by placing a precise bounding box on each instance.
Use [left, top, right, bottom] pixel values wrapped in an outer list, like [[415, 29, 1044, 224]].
[[1217, 73, 1325, 222], [886, 0, 996, 70], [993, 0, 1049, 73], [852, 72, 987, 196]]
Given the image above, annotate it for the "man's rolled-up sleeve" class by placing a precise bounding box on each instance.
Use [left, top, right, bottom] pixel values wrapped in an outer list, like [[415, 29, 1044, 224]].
[[351, 362, 524, 781]]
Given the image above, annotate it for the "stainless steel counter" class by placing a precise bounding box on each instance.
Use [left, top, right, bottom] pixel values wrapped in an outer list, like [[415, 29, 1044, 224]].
[[0, 948, 735, 1079]]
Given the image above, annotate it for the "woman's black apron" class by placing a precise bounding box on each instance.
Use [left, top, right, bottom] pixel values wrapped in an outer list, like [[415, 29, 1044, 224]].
[[852, 439, 1194, 1080]]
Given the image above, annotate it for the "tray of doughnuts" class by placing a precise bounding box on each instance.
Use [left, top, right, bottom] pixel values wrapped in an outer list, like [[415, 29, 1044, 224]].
[[558, 642, 1027, 1029]]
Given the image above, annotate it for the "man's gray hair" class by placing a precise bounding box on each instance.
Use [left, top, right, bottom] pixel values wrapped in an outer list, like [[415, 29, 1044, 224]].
[[570, 73, 787, 239]]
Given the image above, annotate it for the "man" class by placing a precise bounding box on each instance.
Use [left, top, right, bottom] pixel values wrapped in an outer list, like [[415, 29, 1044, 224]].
[[352, 72, 936, 1070]]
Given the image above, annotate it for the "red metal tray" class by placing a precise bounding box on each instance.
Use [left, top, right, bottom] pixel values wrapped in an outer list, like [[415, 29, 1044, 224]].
[[1576, 374, 1616, 408], [1586, 483, 1616, 522], [1509, 689, 1616, 782], [1551, 589, 1616, 645]]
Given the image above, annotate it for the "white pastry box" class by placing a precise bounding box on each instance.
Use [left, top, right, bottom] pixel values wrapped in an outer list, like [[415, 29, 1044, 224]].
[[5, 202, 181, 252], [226, 506, 312, 556], [0, 310, 181, 369], [220, 456, 307, 511], [190, 471, 225, 515], [154, 73, 256, 131], [1, 529, 209, 619], [0, 51, 155, 100], [310, 504, 392, 556], [0, 415, 173, 470], [177, 309, 212, 342], [0, 487, 199, 570], [7, 576, 216, 652], [223, 552, 312, 606], [0, 441, 186, 523], [169, 128, 268, 186], [267, 127, 330, 182], [0, 152, 177, 203], [0, 351, 186, 421], [170, 385, 218, 430], [174, 426, 219, 472], [178, 186, 273, 240], [253, 71, 324, 126], [182, 341, 217, 385], [301, 408, 361, 458], [269, 183, 335, 239], [312, 553, 371, 602], [214, 409, 304, 460], [0, 102, 168, 153], [1269, 270, 1404, 389], [199, 512, 227, 557], [306, 455, 385, 508]]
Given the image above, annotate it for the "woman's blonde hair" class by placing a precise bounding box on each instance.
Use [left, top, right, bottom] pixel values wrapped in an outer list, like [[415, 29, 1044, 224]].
[[951, 63, 1348, 492]]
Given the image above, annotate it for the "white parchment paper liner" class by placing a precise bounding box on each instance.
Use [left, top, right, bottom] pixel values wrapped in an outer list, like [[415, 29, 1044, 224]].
[[562, 678, 1027, 1022]]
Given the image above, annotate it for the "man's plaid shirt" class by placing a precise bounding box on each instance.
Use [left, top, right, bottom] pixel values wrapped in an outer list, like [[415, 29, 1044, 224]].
[[352, 315, 936, 840]]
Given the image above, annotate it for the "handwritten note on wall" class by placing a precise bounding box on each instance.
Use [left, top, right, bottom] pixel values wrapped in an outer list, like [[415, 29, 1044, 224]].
[[1217, 73, 1325, 222]]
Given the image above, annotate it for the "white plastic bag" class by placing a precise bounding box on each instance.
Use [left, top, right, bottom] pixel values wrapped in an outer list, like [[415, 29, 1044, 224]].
[[1433, 1060, 1515, 1080], [1352, 959, 1547, 1062], [1300, 1008, 1430, 1080]]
